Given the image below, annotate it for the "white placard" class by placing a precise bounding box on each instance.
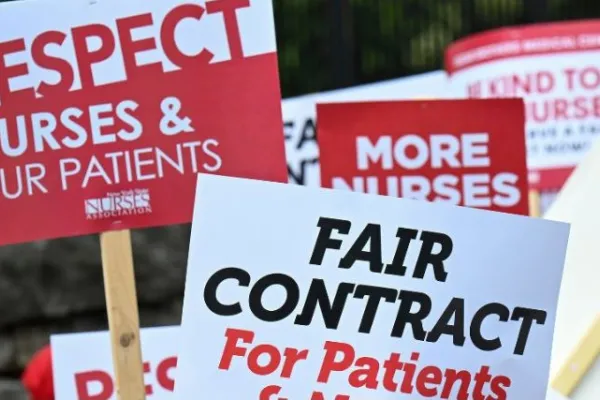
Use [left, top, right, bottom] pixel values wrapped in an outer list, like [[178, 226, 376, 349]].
[[51, 327, 178, 400], [175, 173, 570, 399], [282, 71, 447, 187]]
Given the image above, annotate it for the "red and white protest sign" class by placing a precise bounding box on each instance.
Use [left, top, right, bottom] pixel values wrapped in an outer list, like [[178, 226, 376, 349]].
[[446, 20, 600, 190], [52, 327, 178, 400], [0, 0, 287, 245], [317, 99, 529, 215], [174, 174, 570, 399]]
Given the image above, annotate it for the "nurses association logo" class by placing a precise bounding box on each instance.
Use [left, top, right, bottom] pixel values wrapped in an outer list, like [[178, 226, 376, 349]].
[[84, 188, 152, 220]]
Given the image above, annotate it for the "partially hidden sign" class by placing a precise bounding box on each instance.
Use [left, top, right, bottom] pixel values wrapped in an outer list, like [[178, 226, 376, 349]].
[[51, 327, 178, 400], [317, 99, 529, 215], [175, 173, 570, 399], [0, 0, 287, 245]]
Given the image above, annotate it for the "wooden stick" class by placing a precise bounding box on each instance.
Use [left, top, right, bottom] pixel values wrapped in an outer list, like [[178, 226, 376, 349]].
[[528, 189, 541, 217], [551, 314, 600, 396], [100, 230, 146, 400]]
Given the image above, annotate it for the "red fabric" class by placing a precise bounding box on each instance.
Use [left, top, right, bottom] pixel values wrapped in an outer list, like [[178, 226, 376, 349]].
[[21, 344, 54, 400]]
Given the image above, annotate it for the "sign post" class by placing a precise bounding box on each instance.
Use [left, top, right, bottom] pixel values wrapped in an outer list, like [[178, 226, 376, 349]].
[[529, 190, 541, 217], [551, 315, 600, 396], [100, 230, 145, 399], [174, 173, 570, 399], [0, 0, 287, 398]]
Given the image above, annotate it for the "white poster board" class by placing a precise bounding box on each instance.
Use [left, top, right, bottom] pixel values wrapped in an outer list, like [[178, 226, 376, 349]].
[[51, 327, 178, 400], [282, 71, 447, 187], [51, 325, 572, 399], [175, 174, 570, 399], [446, 21, 600, 192]]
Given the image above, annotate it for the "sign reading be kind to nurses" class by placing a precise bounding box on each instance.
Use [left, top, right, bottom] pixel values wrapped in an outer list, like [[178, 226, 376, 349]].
[[0, 0, 287, 245], [175, 174, 570, 399]]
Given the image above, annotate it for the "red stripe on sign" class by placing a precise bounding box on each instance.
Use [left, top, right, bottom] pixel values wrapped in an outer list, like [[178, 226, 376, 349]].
[[445, 20, 600, 74]]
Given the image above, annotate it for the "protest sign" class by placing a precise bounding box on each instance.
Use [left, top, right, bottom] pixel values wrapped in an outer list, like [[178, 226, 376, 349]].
[[175, 173, 570, 399], [51, 325, 573, 400], [1, 0, 287, 397], [0, 0, 287, 246], [317, 99, 529, 215], [52, 327, 178, 400], [446, 20, 600, 191], [282, 71, 447, 187]]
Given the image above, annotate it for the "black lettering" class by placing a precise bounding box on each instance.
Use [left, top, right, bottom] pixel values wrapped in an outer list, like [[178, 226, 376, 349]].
[[383, 227, 418, 276], [287, 158, 319, 185], [310, 217, 351, 266], [391, 290, 432, 341], [298, 118, 316, 149], [294, 279, 355, 329], [470, 303, 510, 352], [249, 273, 299, 322], [426, 297, 466, 346], [511, 307, 547, 355], [203, 267, 250, 316], [413, 231, 453, 282], [353, 285, 397, 333], [338, 223, 383, 272], [283, 121, 294, 141]]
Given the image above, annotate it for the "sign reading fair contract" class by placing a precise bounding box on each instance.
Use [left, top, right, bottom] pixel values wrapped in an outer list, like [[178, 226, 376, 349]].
[[175, 174, 570, 399], [0, 0, 287, 245], [52, 327, 178, 400], [317, 99, 528, 215]]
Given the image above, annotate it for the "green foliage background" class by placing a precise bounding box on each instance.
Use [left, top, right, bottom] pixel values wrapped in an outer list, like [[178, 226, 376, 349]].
[[1, 0, 599, 98], [274, 0, 600, 97]]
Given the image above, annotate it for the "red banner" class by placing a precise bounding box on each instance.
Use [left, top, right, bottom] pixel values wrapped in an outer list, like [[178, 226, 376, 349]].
[[0, 0, 287, 245], [317, 99, 529, 215]]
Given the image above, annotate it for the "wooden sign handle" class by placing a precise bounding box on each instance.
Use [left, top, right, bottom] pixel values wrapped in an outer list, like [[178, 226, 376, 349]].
[[551, 314, 600, 396], [100, 229, 146, 400], [529, 190, 541, 217]]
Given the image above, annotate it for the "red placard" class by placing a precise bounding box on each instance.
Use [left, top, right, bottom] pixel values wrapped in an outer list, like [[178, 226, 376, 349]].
[[0, 0, 287, 246], [317, 99, 529, 215]]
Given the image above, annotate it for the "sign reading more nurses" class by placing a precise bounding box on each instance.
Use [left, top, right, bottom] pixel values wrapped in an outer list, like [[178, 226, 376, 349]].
[[0, 0, 287, 245], [175, 174, 570, 399], [316, 99, 529, 215]]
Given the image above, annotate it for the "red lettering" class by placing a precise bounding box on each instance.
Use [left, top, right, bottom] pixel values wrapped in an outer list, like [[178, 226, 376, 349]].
[[490, 375, 511, 400], [310, 392, 350, 400], [206, 0, 249, 60], [317, 341, 355, 383], [259, 385, 288, 400], [280, 348, 309, 378], [143, 361, 153, 395], [581, 66, 600, 90], [71, 23, 116, 89], [563, 68, 576, 90], [31, 31, 74, 97], [0, 38, 34, 103], [74, 370, 114, 400], [415, 365, 442, 397], [160, 4, 213, 68], [219, 328, 254, 370], [440, 369, 471, 399], [248, 344, 282, 375], [156, 356, 177, 391], [116, 13, 160, 78]]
